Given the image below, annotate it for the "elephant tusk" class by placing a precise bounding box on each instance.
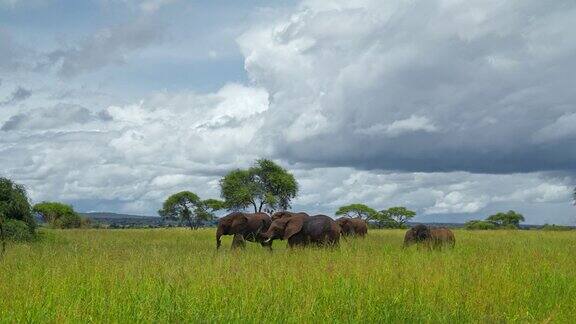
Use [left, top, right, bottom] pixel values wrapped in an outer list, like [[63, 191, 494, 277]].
[[264, 238, 272, 243]]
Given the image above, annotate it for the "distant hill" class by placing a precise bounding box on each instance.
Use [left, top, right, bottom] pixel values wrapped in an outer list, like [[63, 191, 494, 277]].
[[80, 212, 157, 219], [80, 212, 217, 228]]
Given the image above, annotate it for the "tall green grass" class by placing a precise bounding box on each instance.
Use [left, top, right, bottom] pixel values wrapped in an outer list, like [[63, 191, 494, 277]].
[[1, 229, 575, 322]]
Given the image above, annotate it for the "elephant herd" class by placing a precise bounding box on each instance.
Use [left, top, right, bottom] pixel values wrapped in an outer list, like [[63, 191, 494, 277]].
[[216, 211, 456, 250]]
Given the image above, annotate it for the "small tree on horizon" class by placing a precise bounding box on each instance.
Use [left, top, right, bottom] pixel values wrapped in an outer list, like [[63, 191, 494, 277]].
[[33, 201, 83, 229], [379, 207, 416, 227], [219, 159, 298, 213], [158, 191, 219, 229], [335, 204, 378, 220], [486, 210, 525, 228]]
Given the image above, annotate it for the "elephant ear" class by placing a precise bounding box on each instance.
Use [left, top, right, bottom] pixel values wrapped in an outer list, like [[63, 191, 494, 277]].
[[414, 225, 430, 241], [283, 216, 304, 240], [231, 214, 248, 232]]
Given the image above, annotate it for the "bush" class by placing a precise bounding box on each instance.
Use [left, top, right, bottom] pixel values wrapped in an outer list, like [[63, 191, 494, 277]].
[[2, 219, 35, 242], [52, 212, 82, 229], [540, 224, 573, 231], [465, 220, 497, 230]]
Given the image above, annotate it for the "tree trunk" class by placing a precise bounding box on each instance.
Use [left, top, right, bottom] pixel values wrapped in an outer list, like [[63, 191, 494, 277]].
[[0, 219, 5, 260], [251, 201, 258, 213], [258, 201, 264, 213], [187, 216, 194, 230]]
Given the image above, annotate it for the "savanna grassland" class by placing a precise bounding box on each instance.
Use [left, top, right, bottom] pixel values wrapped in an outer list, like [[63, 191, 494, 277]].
[[1, 229, 576, 323]]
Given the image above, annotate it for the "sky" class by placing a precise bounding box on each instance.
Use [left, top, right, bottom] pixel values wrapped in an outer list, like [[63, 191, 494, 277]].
[[1, 0, 575, 224]]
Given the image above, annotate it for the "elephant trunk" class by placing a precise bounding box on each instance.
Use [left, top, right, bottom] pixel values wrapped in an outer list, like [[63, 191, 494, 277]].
[[216, 226, 224, 249]]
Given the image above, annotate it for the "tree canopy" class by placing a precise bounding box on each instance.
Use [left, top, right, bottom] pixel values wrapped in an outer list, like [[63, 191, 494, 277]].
[[219, 159, 298, 213], [372, 206, 416, 228], [158, 191, 218, 229], [465, 220, 497, 230], [335, 204, 378, 220], [486, 210, 525, 227], [380, 207, 416, 225], [0, 177, 35, 233], [203, 199, 227, 212], [33, 201, 83, 229]]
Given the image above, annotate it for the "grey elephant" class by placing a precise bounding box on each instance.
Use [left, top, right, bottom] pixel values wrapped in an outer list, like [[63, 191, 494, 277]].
[[404, 224, 455, 249], [216, 212, 272, 249]]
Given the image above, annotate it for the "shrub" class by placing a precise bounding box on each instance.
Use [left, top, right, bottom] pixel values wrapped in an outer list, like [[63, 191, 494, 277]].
[[465, 220, 497, 230], [540, 224, 573, 231], [52, 212, 82, 229], [2, 219, 35, 242]]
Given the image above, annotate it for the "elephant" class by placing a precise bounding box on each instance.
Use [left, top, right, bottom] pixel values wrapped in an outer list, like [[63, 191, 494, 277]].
[[335, 217, 368, 237], [216, 212, 272, 250], [262, 214, 340, 248], [403, 224, 455, 249], [271, 211, 309, 221]]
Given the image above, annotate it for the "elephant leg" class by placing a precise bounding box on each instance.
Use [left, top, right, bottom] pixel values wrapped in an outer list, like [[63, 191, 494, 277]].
[[231, 234, 246, 249], [288, 236, 306, 248]]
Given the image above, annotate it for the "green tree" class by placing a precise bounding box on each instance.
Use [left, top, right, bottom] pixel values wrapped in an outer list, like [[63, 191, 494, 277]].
[[465, 220, 497, 230], [486, 210, 525, 228], [0, 177, 35, 233], [33, 201, 83, 228], [335, 203, 377, 220], [158, 191, 215, 229], [219, 159, 298, 213], [379, 207, 416, 227]]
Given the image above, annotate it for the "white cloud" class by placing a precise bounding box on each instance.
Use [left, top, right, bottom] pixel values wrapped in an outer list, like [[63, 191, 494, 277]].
[[358, 115, 438, 137], [0, 83, 268, 214], [534, 113, 576, 143], [425, 191, 488, 214]]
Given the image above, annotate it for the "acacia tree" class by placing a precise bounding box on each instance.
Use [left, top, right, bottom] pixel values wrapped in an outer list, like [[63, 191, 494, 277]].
[[378, 207, 416, 227], [486, 210, 525, 228], [219, 159, 298, 213], [158, 191, 220, 229], [335, 204, 378, 220], [33, 201, 82, 229]]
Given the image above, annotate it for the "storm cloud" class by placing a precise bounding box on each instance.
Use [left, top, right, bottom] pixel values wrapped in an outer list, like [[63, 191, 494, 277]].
[[239, 0, 576, 174]]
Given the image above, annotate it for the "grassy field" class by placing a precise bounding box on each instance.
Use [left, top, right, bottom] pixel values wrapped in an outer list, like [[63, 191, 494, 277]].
[[1, 229, 576, 323]]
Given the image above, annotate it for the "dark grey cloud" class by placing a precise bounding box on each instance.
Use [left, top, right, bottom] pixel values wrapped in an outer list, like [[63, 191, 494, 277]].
[[1, 103, 112, 131], [0, 86, 32, 106], [239, 0, 576, 175]]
